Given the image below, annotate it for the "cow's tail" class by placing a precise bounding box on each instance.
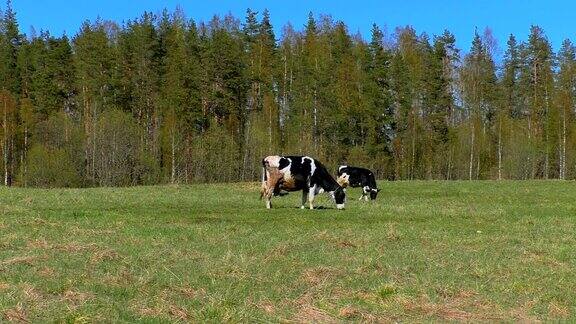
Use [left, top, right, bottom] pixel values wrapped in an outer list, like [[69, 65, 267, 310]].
[[260, 158, 267, 200]]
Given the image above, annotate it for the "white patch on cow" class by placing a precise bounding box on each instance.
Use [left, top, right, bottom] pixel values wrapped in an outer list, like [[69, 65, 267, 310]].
[[371, 188, 378, 192], [282, 157, 292, 171], [308, 184, 317, 209], [277, 157, 293, 183], [336, 203, 345, 210], [338, 165, 347, 172], [363, 186, 370, 194]]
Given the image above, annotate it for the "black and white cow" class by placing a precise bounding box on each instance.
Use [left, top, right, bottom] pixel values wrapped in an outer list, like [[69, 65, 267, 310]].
[[336, 166, 380, 200], [261, 155, 346, 210]]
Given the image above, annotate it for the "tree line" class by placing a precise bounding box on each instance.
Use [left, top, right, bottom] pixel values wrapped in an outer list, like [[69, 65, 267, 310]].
[[1, 3, 575, 187]]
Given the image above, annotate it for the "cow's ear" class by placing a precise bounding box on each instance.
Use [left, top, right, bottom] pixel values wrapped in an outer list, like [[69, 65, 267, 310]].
[[377, 188, 381, 192]]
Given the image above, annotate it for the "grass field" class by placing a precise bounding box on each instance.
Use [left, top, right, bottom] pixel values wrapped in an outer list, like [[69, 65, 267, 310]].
[[0, 181, 575, 322]]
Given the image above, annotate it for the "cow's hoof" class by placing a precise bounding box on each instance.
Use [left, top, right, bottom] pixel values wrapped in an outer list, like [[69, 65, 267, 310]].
[[300, 206, 305, 209], [336, 204, 345, 210]]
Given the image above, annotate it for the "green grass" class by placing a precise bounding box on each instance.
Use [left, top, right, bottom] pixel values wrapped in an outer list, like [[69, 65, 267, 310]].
[[0, 181, 575, 322]]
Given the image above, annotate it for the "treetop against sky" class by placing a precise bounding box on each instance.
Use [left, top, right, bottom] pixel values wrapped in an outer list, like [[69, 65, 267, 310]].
[[9, 0, 576, 55]]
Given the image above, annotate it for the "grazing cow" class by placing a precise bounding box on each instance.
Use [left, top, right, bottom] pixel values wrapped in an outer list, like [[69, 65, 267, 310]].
[[336, 166, 380, 200], [261, 155, 346, 210]]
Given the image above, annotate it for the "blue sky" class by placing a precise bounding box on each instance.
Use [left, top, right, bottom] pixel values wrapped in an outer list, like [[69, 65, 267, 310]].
[[8, 0, 576, 56]]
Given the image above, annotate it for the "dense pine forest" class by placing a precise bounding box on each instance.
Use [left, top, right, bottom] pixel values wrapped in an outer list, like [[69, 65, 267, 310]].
[[0, 3, 575, 187]]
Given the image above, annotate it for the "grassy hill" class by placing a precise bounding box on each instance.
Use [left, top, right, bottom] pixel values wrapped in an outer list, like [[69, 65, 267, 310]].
[[0, 181, 575, 321]]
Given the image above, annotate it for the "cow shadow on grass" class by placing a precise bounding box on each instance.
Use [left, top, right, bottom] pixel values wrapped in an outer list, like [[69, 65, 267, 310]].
[[291, 206, 335, 210]]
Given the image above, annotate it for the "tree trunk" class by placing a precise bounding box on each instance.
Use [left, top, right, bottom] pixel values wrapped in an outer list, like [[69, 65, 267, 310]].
[[544, 85, 550, 179], [171, 126, 176, 184], [23, 125, 27, 187], [561, 104, 567, 179], [411, 110, 416, 180], [527, 114, 532, 179], [498, 117, 502, 180], [469, 122, 475, 181], [447, 147, 452, 180], [268, 96, 273, 152], [313, 89, 318, 152], [3, 99, 8, 186]]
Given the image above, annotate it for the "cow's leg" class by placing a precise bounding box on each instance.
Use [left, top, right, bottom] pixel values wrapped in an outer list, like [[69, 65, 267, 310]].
[[265, 188, 273, 209], [301, 189, 308, 209], [263, 167, 283, 209], [308, 185, 316, 210], [360, 186, 369, 201]]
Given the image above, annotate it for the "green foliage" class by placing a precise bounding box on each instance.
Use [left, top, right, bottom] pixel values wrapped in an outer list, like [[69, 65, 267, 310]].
[[1, 7, 576, 186], [93, 109, 145, 186], [22, 144, 82, 187]]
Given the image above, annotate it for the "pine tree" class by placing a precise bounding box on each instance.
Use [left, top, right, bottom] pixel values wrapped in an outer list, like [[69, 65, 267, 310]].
[[73, 19, 119, 183], [461, 30, 498, 180], [364, 24, 393, 176], [524, 25, 555, 178], [556, 39, 575, 179], [389, 50, 411, 179], [0, 0, 22, 94]]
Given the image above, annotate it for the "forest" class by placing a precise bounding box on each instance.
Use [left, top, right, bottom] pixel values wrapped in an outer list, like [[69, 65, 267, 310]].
[[0, 2, 575, 187]]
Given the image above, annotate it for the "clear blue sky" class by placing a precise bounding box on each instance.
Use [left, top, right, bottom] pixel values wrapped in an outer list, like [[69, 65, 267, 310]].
[[8, 0, 576, 57]]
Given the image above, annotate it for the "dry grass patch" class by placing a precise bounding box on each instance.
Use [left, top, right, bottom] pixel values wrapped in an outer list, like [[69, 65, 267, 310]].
[[335, 240, 356, 249], [256, 299, 276, 314], [3, 304, 28, 323], [0, 255, 38, 267], [293, 305, 336, 323], [401, 297, 472, 320], [37, 267, 55, 278], [264, 243, 291, 261], [61, 289, 94, 310], [386, 224, 401, 241], [90, 248, 120, 264], [177, 286, 206, 300], [21, 284, 43, 302], [509, 300, 540, 322], [132, 297, 191, 321], [134, 304, 163, 318], [338, 305, 360, 319], [168, 305, 189, 321], [301, 266, 341, 286], [548, 301, 570, 319], [55, 242, 98, 253], [26, 239, 51, 249], [399, 291, 489, 321]]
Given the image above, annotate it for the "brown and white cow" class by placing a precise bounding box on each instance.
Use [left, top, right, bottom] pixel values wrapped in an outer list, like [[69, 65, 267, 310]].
[[261, 155, 346, 210]]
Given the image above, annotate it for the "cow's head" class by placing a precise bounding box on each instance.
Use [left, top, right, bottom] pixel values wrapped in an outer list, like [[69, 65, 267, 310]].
[[336, 173, 350, 188], [369, 188, 381, 200], [333, 186, 346, 209]]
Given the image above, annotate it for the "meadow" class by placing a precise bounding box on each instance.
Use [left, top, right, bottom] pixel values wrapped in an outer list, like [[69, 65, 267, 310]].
[[0, 181, 575, 322]]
